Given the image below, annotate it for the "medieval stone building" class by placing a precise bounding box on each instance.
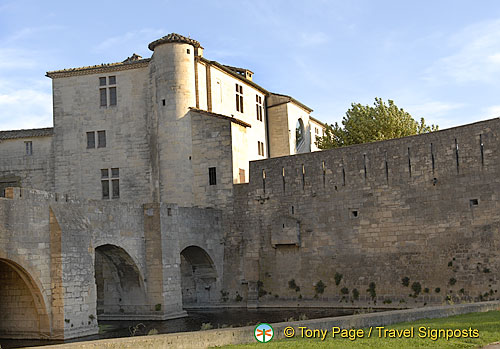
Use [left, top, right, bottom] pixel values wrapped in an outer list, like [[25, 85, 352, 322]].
[[0, 33, 325, 205], [1, 33, 500, 342]]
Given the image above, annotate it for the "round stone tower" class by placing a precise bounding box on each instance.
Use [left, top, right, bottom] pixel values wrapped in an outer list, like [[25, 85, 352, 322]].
[[148, 33, 202, 206]]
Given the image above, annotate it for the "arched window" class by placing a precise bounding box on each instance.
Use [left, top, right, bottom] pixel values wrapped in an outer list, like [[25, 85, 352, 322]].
[[295, 119, 305, 146]]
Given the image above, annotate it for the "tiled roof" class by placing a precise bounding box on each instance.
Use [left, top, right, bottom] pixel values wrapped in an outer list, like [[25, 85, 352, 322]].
[[310, 116, 326, 127], [46, 57, 150, 78], [149, 33, 203, 51], [269, 92, 313, 112], [200, 57, 269, 95], [223, 65, 254, 75], [189, 108, 251, 128], [0, 127, 53, 140]]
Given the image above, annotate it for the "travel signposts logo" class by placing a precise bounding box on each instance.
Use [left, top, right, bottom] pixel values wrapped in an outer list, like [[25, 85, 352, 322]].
[[254, 323, 274, 343]]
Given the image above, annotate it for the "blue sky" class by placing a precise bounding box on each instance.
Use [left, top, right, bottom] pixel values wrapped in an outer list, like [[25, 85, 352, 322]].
[[2, 0, 500, 131]]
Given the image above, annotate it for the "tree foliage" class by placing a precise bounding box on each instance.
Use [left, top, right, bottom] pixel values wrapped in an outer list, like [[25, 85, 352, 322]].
[[315, 98, 438, 149]]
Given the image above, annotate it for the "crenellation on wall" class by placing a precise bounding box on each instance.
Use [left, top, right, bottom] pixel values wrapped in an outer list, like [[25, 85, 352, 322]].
[[227, 118, 500, 306]]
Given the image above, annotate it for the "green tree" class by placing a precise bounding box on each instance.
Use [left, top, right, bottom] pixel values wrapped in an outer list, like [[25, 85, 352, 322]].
[[315, 98, 438, 149]]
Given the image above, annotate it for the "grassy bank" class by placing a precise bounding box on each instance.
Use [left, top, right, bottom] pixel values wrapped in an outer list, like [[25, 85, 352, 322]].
[[221, 310, 500, 348]]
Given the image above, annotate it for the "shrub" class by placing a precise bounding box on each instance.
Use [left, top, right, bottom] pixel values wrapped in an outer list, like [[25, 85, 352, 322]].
[[367, 282, 376, 300], [401, 277, 410, 287], [411, 282, 422, 297], [435, 287, 441, 293], [334, 272, 343, 286], [352, 288, 359, 301], [449, 278, 457, 286], [201, 323, 213, 331], [341, 287, 349, 295], [315, 280, 326, 295]]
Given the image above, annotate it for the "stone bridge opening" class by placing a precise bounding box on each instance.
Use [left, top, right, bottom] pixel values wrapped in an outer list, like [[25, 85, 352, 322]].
[[94, 244, 147, 319], [180, 246, 217, 305], [0, 258, 50, 339]]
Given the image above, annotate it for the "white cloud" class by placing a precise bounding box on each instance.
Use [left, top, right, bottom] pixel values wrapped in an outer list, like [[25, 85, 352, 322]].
[[424, 19, 500, 84], [0, 79, 52, 131], [404, 100, 466, 129], [0, 48, 41, 70]]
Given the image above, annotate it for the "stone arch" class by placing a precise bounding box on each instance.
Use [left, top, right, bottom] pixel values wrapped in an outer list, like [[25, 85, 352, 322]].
[[180, 245, 218, 305], [94, 244, 147, 319], [0, 258, 50, 339]]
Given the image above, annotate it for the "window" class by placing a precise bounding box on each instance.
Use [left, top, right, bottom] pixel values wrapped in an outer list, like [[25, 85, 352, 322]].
[[100, 88, 107, 107], [87, 131, 106, 149], [315, 127, 319, 135], [25, 141, 33, 155], [99, 76, 117, 107], [256, 95, 263, 121], [209, 167, 217, 185], [101, 168, 119, 199], [109, 87, 117, 106], [296, 119, 305, 146], [239, 168, 245, 183], [87, 132, 96, 148], [97, 131, 106, 148], [235, 83, 243, 112], [258, 141, 265, 156]]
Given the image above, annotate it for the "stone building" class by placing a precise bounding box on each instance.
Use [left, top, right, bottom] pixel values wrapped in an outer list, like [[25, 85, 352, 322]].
[[3, 32, 499, 343], [0, 33, 325, 206]]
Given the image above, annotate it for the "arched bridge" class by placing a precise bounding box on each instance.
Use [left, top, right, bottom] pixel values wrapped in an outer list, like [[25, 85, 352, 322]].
[[0, 188, 223, 340]]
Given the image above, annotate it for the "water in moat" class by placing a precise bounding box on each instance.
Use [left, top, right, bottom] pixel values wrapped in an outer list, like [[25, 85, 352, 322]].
[[0, 307, 359, 348]]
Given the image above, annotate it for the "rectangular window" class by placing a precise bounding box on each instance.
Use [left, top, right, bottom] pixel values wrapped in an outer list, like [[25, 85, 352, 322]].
[[100, 89, 107, 107], [239, 168, 245, 183], [235, 83, 243, 112], [97, 131, 106, 148], [25, 141, 33, 155], [99, 76, 117, 107], [112, 179, 120, 198], [209, 167, 217, 185], [258, 141, 265, 156], [101, 180, 109, 199], [101, 168, 119, 199], [87, 132, 96, 148], [109, 87, 117, 106], [256, 95, 263, 121]]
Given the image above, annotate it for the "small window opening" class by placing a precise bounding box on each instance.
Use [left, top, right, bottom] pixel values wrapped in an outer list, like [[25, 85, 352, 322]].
[[407, 147, 412, 177], [455, 139, 459, 173], [431, 143, 435, 173], [291, 206, 294, 214], [282, 167, 286, 193], [480, 134, 484, 166], [470, 199, 479, 207], [384, 151, 389, 183], [167, 208, 172, 216], [301, 164, 305, 190], [262, 169, 266, 193], [363, 154, 367, 180], [351, 210, 359, 218], [162, 99, 166, 106], [322, 161, 326, 187], [209, 167, 217, 185], [187, 48, 190, 54]]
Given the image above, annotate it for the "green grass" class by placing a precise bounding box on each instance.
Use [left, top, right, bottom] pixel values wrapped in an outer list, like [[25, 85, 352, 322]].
[[220, 311, 500, 348]]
